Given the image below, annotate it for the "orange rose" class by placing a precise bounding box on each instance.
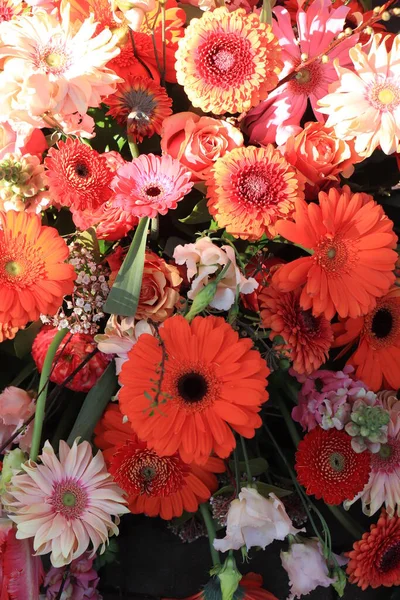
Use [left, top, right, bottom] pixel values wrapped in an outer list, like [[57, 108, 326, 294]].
[[282, 122, 362, 199], [160, 112, 244, 182]]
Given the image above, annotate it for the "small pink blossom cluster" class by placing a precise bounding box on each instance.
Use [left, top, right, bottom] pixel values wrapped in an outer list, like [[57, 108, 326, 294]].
[[44, 553, 102, 600]]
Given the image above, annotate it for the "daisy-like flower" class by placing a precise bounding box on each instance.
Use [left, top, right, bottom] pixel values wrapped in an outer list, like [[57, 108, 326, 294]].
[[318, 34, 400, 157], [273, 187, 398, 320], [0, 6, 121, 124], [344, 392, 400, 517], [111, 154, 193, 218], [7, 440, 129, 568], [45, 139, 115, 214], [175, 7, 282, 115], [105, 76, 172, 143], [259, 285, 333, 375], [206, 146, 304, 241], [0, 211, 75, 329], [243, 0, 358, 146], [95, 404, 225, 520], [118, 315, 270, 465], [347, 510, 400, 589], [295, 427, 371, 505], [333, 287, 400, 392]]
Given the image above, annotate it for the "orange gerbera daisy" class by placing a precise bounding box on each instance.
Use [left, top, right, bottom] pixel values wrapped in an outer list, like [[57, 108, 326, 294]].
[[333, 287, 400, 392], [175, 7, 282, 115], [259, 285, 333, 374], [347, 510, 400, 590], [0, 211, 75, 329], [94, 404, 225, 520], [118, 315, 270, 465], [273, 187, 398, 320], [206, 146, 304, 241]]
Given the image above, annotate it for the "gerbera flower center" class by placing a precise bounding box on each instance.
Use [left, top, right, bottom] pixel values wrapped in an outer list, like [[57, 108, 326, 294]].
[[51, 479, 88, 519], [372, 437, 400, 474], [289, 61, 322, 95], [145, 185, 162, 197], [37, 41, 71, 75], [329, 451, 345, 472], [111, 442, 190, 497], [0, 239, 46, 288], [376, 538, 400, 573], [234, 164, 289, 209], [197, 33, 253, 86], [0, 2, 15, 22], [74, 163, 90, 178], [314, 236, 356, 277], [5, 260, 22, 276], [369, 80, 400, 112], [365, 299, 400, 348], [164, 361, 221, 413], [298, 309, 319, 332], [178, 372, 209, 403]]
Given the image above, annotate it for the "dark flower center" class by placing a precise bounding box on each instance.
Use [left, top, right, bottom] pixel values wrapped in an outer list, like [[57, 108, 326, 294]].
[[299, 309, 318, 332], [329, 451, 345, 472], [75, 162, 89, 178], [378, 540, 400, 573], [178, 372, 208, 403], [146, 186, 162, 197], [141, 466, 156, 481], [372, 308, 393, 339]]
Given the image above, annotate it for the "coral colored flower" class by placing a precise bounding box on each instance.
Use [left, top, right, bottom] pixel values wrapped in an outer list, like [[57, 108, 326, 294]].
[[111, 154, 193, 218], [333, 287, 400, 392], [106, 76, 172, 144], [347, 510, 400, 589], [243, 0, 357, 146], [281, 122, 362, 199], [32, 327, 111, 393], [0, 153, 49, 214], [214, 487, 302, 553], [0, 124, 47, 161], [0, 387, 35, 453], [345, 393, 400, 517], [118, 315, 270, 464], [295, 427, 371, 504], [0, 322, 19, 343], [207, 146, 304, 241], [160, 112, 243, 183], [273, 187, 398, 320], [0, 518, 43, 600], [169, 573, 278, 600], [45, 138, 115, 213], [0, 211, 75, 329], [175, 7, 282, 115], [318, 34, 400, 157], [0, 7, 121, 125], [44, 552, 101, 600], [7, 440, 129, 568], [95, 404, 225, 520], [173, 237, 258, 312], [260, 285, 333, 374]]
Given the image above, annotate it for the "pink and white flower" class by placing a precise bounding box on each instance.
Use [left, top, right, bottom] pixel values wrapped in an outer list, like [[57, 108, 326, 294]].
[[0, 387, 35, 453]]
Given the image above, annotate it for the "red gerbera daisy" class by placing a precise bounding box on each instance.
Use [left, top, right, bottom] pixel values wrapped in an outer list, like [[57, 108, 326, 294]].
[[347, 510, 400, 590], [32, 326, 111, 393], [295, 427, 371, 505], [260, 285, 333, 374], [105, 76, 172, 144], [118, 315, 270, 465], [44, 138, 114, 213], [94, 404, 225, 520]]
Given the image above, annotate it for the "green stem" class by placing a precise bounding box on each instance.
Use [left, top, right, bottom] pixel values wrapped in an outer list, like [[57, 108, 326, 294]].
[[128, 134, 139, 159], [199, 502, 221, 567], [30, 328, 69, 461], [260, 0, 272, 24], [240, 436, 252, 485], [276, 393, 301, 447], [233, 447, 241, 497], [326, 504, 364, 541]]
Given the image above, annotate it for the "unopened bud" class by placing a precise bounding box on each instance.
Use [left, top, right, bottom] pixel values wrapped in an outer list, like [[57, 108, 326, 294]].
[[321, 54, 330, 63], [344, 27, 353, 35], [381, 11, 391, 20], [300, 52, 308, 62], [365, 26, 373, 35], [185, 280, 218, 322], [337, 31, 345, 39], [373, 5, 381, 13], [392, 7, 400, 15]]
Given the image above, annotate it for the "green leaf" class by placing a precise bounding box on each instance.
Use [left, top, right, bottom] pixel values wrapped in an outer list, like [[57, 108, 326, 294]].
[[67, 363, 118, 444], [103, 217, 149, 316], [228, 457, 268, 476], [255, 481, 292, 499], [14, 320, 42, 358], [75, 227, 100, 262], [179, 198, 210, 224]]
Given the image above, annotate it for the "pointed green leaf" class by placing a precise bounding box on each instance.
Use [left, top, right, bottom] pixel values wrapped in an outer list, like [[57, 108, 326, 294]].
[[14, 320, 42, 358], [179, 197, 210, 224], [103, 217, 149, 316], [228, 457, 269, 476], [255, 481, 292, 499]]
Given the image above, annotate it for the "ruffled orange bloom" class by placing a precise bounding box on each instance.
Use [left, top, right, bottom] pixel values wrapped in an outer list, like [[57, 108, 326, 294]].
[[0, 322, 19, 343], [175, 7, 282, 115], [0, 211, 75, 328], [333, 287, 400, 391], [207, 146, 304, 241], [260, 285, 333, 374], [273, 187, 398, 320], [118, 315, 270, 465], [347, 510, 400, 590], [94, 404, 225, 520]]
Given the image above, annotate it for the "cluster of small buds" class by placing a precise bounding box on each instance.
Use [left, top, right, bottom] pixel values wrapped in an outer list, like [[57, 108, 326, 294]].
[[209, 494, 234, 527], [168, 516, 207, 544], [345, 397, 390, 454], [0, 153, 49, 213], [41, 242, 110, 334]]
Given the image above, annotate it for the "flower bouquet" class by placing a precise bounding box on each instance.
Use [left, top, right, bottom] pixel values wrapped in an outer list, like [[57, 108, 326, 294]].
[[0, 0, 399, 598]]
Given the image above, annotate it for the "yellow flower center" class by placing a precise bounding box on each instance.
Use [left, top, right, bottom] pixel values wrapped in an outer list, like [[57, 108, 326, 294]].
[[62, 492, 77, 507], [5, 261, 22, 276], [45, 52, 65, 68], [378, 88, 395, 105], [295, 68, 312, 85]]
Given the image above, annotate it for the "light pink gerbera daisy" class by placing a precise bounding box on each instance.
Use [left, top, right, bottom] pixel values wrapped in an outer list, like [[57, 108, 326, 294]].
[[111, 154, 193, 218], [7, 440, 129, 568], [318, 34, 400, 157], [243, 0, 358, 146], [344, 391, 400, 518], [0, 5, 121, 126]]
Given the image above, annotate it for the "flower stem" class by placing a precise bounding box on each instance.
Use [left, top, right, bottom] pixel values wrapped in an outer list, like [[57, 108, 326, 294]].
[[275, 393, 301, 448], [240, 436, 253, 485], [326, 504, 364, 540], [199, 502, 221, 567], [30, 328, 69, 461], [128, 134, 139, 159]]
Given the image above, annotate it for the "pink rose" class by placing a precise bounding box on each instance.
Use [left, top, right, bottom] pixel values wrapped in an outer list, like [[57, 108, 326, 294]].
[[161, 112, 243, 182]]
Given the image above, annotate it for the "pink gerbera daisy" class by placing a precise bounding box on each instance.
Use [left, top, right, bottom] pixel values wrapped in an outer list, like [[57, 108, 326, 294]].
[[243, 0, 358, 146], [111, 154, 193, 218], [7, 440, 129, 568]]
